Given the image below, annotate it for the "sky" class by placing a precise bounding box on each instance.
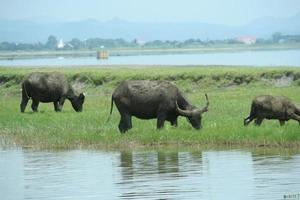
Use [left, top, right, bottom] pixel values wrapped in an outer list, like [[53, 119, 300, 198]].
[[0, 0, 300, 26]]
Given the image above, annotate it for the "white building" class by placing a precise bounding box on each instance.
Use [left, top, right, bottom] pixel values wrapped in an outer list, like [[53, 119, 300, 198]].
[[57, 39, 65, 49], [236, 36, 256, 45], [134, 38, 146, 45]]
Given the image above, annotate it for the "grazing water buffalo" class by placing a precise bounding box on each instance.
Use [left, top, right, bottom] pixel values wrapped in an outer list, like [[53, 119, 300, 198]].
[[107, 80, 209, 133], [20, 72, 85, 112], [244, 95, 300, 126]]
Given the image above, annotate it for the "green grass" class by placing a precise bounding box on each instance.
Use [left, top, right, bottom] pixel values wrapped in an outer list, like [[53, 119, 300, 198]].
[[0, 66, 300, 150]]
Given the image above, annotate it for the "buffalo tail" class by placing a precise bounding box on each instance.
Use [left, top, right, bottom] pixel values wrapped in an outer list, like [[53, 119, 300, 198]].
[[106, 96, 114, 122]]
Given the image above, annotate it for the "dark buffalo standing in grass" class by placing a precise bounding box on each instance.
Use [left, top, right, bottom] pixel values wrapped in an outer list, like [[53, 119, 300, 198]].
[[244, 95, 300, 126], [20, 72, 85, 112], [107, 80, 209, 133]]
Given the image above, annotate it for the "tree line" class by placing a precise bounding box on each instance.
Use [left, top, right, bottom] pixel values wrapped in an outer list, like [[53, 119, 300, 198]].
[[0, 33, 300, 51]]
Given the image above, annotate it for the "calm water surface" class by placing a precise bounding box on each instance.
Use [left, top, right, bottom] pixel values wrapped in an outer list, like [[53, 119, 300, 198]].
[[0, 50, 300, 67], [0, 149, 299, 200]]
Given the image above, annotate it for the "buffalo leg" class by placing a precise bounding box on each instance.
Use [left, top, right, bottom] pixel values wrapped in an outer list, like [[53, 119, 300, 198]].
[[244, 105, 257, 126], [20, 97, 29, 113], [53, 97, 65, 112], [279, 120, 285, 126], [126, 114, 132, 129], [31, 100, 39, 112], [58, 97, 66, 111], [170, 118, 178, 127], [157, 113, 166, 129], [254, 118, 264, 126], [53, 101, 60, 112], [118, 119, 127, 133], [118, 113, 132, 133]]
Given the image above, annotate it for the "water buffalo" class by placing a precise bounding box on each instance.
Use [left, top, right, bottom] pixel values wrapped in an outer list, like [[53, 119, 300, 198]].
[[244, 95, 300, 126], [107, 80, 209, 133], [20, 72, 85, 112]]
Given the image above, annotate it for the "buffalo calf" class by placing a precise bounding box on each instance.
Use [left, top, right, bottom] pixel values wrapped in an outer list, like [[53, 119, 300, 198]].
[[244, 95, 300, 126]]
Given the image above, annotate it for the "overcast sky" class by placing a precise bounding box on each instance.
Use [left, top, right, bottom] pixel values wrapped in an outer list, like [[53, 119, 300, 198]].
[[1, 0, 300, 26]]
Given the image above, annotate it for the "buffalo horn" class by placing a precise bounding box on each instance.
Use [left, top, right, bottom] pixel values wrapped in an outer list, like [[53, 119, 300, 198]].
[[175, 101, 193, 117], [200, 93, 209, 113]]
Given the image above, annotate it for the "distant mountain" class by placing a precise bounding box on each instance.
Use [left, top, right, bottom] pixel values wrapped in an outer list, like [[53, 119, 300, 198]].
[[0, 13, 300, 43], [238, 12, 300, 38]]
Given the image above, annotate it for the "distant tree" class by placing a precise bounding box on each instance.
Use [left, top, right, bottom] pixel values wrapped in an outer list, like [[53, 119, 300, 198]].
[[46, 35, 58, 50], [225, 38, 238, 44], [114, 38, 129, 47], [151, 40, 164, 46], [183, 39, 204, 46], [0, 42, 17, 51], [35, 42, 45, 50], [272, 32, 282, 43], [69, 38, 83, 49], [16, 43, 34, 50]]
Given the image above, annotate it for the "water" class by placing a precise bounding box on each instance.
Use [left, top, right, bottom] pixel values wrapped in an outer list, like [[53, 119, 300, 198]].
[[1, 50, 300, 67], [0, 149, 299, 200]]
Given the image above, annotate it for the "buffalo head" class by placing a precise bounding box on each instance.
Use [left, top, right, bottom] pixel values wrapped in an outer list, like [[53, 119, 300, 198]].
[[176, 94, 209, 129], [70, 93, 85, 112]]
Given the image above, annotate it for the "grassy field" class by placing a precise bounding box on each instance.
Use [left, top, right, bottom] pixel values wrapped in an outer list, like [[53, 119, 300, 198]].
[[0, 66, 300, 150]]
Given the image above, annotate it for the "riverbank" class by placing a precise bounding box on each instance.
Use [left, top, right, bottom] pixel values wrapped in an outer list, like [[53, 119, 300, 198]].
[[1, 43, 300, 60], [0, 66, 300, 150]]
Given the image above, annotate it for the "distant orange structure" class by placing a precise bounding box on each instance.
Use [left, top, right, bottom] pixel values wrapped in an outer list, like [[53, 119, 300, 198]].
[[97, 50, 109, 59]]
